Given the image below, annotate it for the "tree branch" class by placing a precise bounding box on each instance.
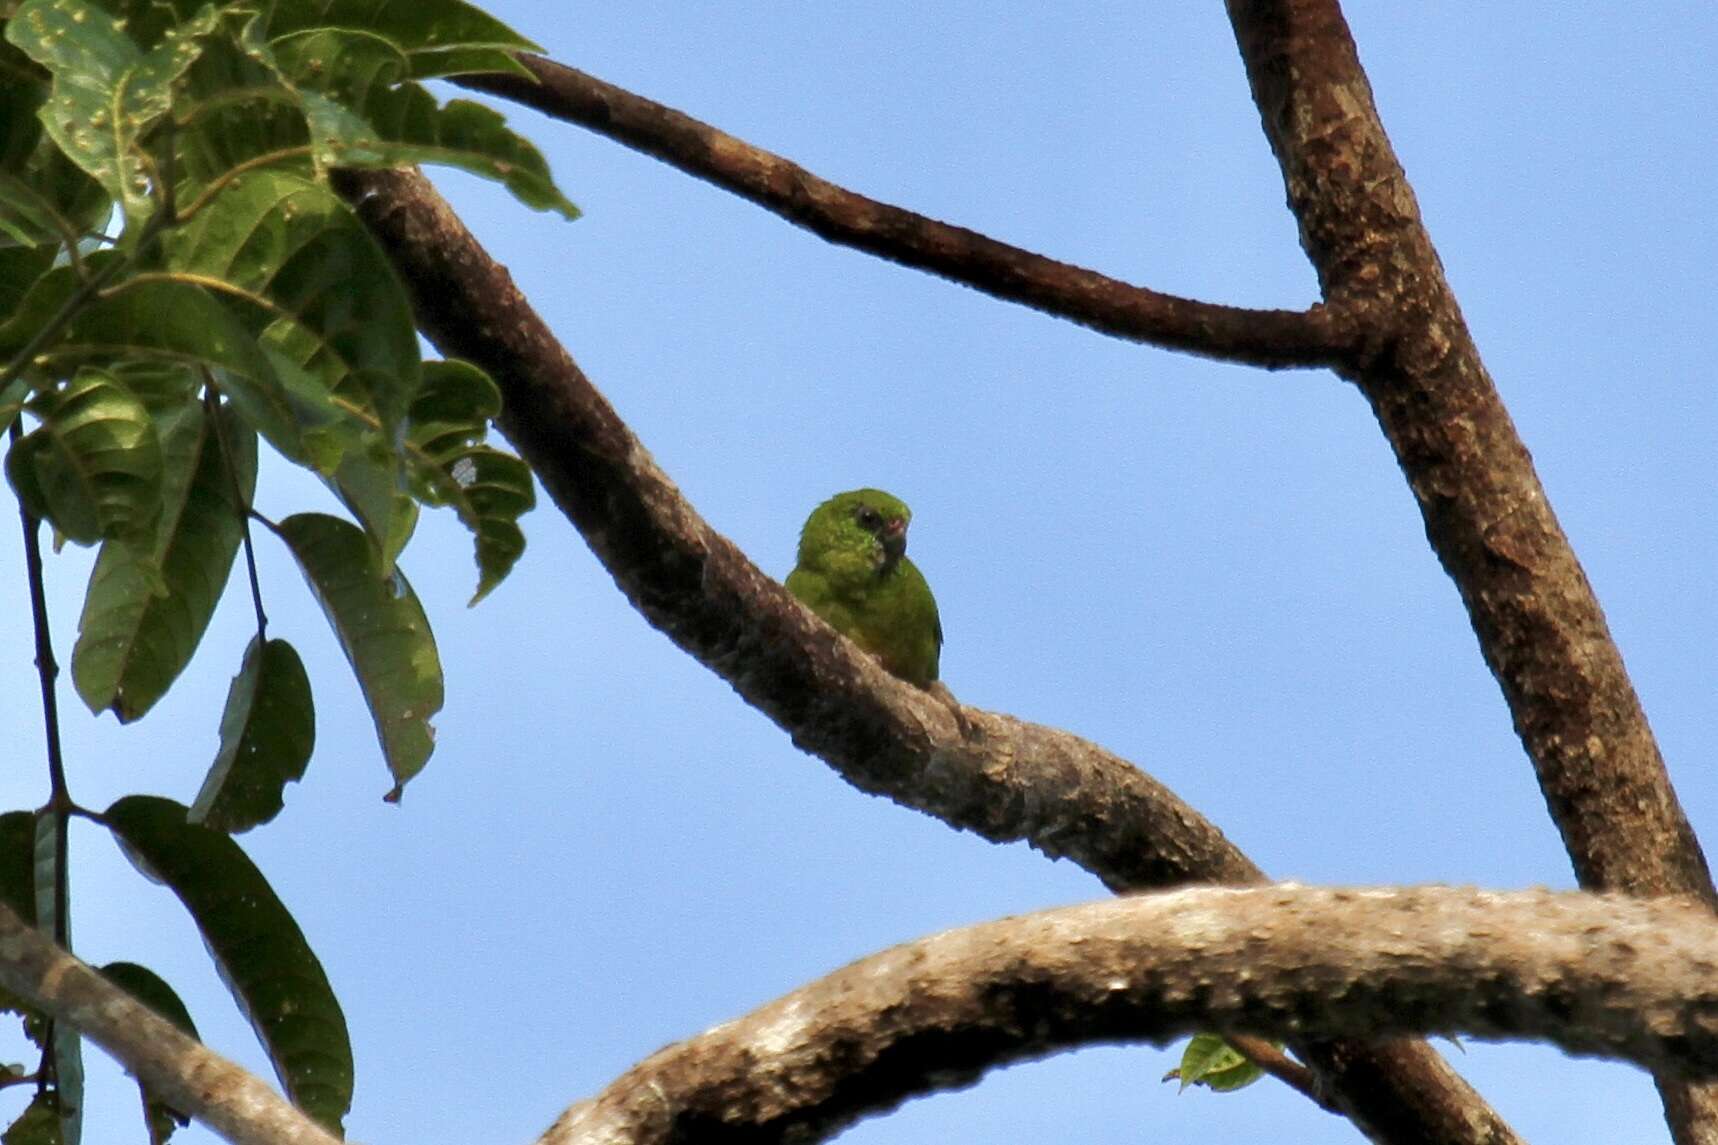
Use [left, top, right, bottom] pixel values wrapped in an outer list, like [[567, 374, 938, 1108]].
[[540, 885, 1718, 1145], [336, 166, 1521, 1145], [1222, 2, 1717, 1138], [453, 57, 1354, 371], [0, 902, 339, 1145]]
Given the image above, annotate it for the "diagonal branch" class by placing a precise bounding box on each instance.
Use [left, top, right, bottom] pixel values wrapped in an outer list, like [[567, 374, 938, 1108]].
[[336, 166, 1521, 1145], [541, 885, 1718, 1145], [0, 901, 340, 1145], [453, 57, 1354, 371], [1222, 1, 1717, 1137]]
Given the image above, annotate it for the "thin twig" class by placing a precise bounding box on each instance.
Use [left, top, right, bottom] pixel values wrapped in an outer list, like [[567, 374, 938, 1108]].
[[204, 384, 267, 640], [455, 57, 1355, 371]]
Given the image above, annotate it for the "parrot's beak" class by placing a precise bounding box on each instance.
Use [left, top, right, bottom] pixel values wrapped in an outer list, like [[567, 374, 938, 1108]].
[[880, 517, 908, 564]]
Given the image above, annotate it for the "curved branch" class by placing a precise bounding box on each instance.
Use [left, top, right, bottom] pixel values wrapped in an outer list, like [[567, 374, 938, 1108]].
[[453, 57, 1354, 371], [541, 885, 1718, 1145], [1222, 2, 1717, 1136], [0, 902, 339, 1145], [336, 166, 1519, 1145]]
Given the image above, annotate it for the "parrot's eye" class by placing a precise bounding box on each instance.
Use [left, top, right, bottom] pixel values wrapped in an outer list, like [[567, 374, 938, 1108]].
[[854, 506, 882, 531]]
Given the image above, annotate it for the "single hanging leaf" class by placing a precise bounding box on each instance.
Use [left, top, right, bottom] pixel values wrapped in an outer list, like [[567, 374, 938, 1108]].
[[5, 0, 218, 221], [191, 636, 315, 833], [98, 963, 196, 1145], [405, 360, 532, 602], [73, 401, 256, 721], [1168, 1034, 1266, 1094], [278, 513, 442, 798], [103, 795, 352, 1133], [7, 368, 162, 545]]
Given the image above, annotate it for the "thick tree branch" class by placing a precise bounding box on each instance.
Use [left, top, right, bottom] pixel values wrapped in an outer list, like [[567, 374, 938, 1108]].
[[337, 166, 1521, 1145], [541, 885, 1718, 1145], [453, 57, 1354, 371], [0, 902, 338, 1145], [1223, 2, 1717, 1137]]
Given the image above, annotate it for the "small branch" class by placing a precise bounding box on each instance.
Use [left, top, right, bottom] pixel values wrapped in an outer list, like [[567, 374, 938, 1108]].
[[541, 885, 1718, 1145], [0, 902, 340, 1145], [1224, 1034, 1331, 1110], [454, 57, 1354, 371], [337, 167, 1520, 1145]]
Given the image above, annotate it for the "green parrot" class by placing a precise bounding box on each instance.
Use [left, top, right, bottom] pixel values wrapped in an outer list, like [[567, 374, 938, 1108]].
[[786, 488, 942, 688]]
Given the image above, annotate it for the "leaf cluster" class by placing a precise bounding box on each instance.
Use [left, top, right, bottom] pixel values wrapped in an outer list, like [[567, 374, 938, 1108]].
[[0, 0, 570, 1137]]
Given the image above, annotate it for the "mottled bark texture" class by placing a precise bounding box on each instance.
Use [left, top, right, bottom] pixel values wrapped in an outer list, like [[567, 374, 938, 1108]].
[[455, 59, 1353, 370], [542, 886, 1718, 1145], [0, 903, 339, 1145], [1224, 2, 1717, 1138], [338, 167, 1519, 1145]]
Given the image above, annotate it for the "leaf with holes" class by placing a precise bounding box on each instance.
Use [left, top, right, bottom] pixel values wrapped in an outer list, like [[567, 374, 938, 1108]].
[[273, 29, 574, 218], [278, 513, 443, 798], [6, 0, 219, 221], [104, 795, 352, 1133], [406, 360, 533, 602], [72, 401, 255, 721], [191, 636, 315, 834]]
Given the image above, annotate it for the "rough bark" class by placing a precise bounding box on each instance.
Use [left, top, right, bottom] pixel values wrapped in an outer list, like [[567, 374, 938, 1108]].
[[1223, 2, 1718, 1138], [542, 886, 1718, 1145], [337, 166, 1521, 1145], [454, 58, 1353, 370], [0, 903, 338, 1145]]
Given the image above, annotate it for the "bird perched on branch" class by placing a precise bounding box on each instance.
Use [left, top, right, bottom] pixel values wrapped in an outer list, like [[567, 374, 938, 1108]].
[[786, 488, 942, 688]]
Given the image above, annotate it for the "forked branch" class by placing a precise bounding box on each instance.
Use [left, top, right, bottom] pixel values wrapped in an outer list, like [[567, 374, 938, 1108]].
[[454, 58, 1355, 371]]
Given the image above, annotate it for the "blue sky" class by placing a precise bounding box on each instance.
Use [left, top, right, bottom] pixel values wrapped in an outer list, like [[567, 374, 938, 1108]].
[[2, 4, 1715, 1142]]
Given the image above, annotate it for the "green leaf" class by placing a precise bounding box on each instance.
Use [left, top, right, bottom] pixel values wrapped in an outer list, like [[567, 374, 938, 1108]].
[[164, 168, 421, 435], [0, 813, 37, 928], [72, 399, 254, 720], [0, 248, 57, 321], [264, 0, 541, 72], [103, 795, 352, 1133], [98, 961, 198, 1037], [98, 962, 196, 1145], [406, 360, 532, 602], [2, 1093, 63, 1145], [278, 513, 442, 798], [6, 367, 161, 545], [331, 436, 417, 570], [6, 0, 219, 222], [191, 636, 314, 833], [0, 812, 44, 1033], [1170, 1033, 1266, 1094], [20, 271, 350, 470]]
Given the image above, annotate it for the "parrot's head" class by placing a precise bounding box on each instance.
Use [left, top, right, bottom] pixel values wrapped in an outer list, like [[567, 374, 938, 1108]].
[[797, 488, 913, 580]]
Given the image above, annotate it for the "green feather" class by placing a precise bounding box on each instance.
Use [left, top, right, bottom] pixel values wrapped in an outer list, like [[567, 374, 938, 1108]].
[[786, 488, 942, 687]]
